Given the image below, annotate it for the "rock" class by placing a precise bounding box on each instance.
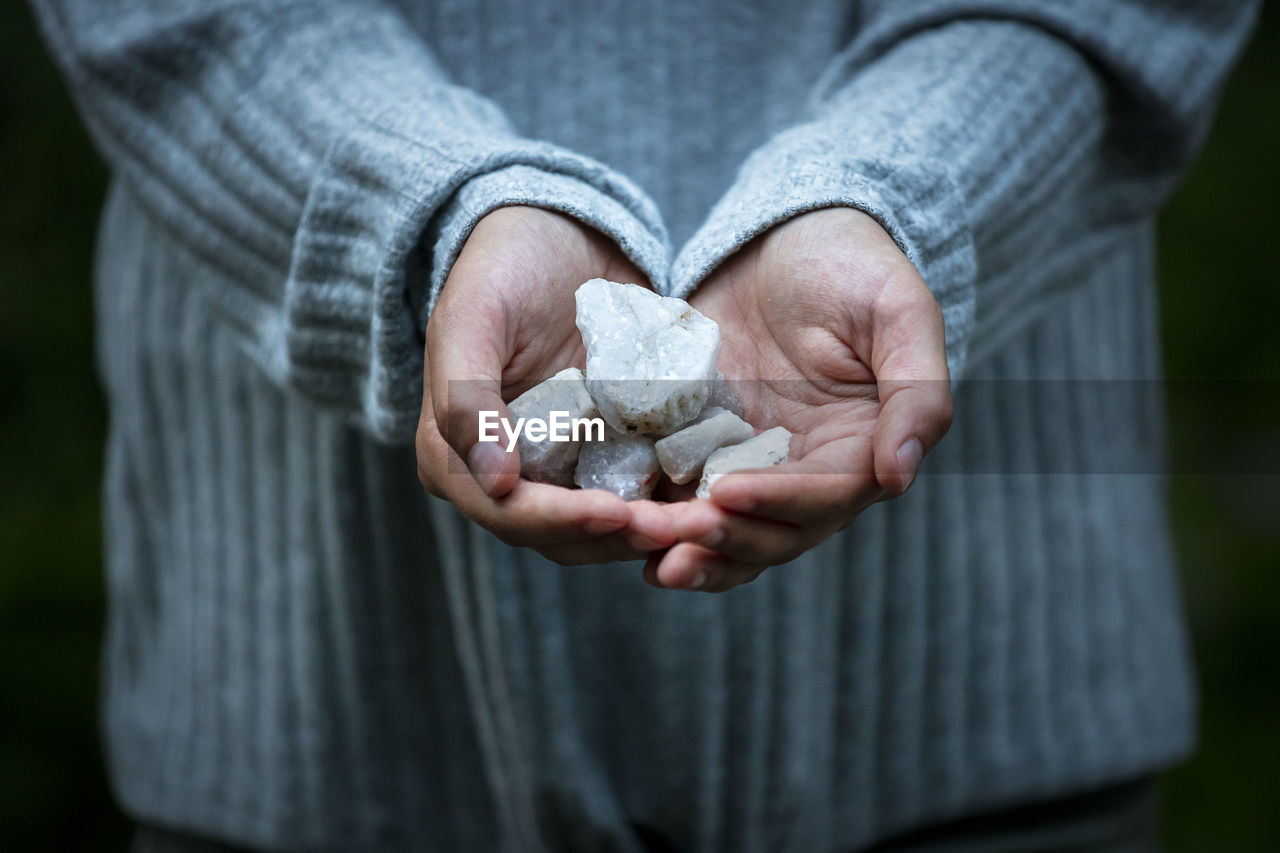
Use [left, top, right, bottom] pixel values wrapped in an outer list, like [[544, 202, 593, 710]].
[[575, 279, 721, 436], [654, 407, 755, 485], [507, 367, 598, 487], [696, 427, 792, 499], [706, 372, 745, 419], [575, 427, 660, 501]]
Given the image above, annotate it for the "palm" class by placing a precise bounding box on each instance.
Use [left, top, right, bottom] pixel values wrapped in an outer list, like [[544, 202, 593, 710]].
[[648, 208, 951, 592], [444, 207, 645, 401], [688, 216, 888, 473], [419, 205, 678, 569]]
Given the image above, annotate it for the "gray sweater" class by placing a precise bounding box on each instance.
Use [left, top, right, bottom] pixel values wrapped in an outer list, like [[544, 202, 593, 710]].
[[31, 0, 1256, 850]]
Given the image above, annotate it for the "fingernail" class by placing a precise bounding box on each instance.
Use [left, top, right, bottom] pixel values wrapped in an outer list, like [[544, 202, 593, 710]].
[[896, 437, 923, 492], [467, 442, 507, 496], [689, 571, 708, 590]]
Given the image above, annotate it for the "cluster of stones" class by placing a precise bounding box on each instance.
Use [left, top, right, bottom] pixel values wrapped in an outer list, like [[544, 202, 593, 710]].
[[506, 279, 791, 501]]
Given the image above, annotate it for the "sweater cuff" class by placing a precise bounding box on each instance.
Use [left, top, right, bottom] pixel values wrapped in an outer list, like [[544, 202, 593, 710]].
[[421, 164, 671, 322], [284, 115, 668, 444], [669, 124, 977, 380]]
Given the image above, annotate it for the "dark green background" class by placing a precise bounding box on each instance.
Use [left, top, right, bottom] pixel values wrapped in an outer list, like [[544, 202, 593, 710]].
[[2, 5, 1277, 851]]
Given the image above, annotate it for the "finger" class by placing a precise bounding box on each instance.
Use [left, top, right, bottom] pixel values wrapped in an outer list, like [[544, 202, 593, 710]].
[[702, 564, 767, 593], [707, 436, 881, 524], [626, 499, 678, 552], [478, 480, 634, 548], [425, 290, 521, 498], [653, 542, 766, 592], [869, 286, 953, 497], [535, 500, 678, 564], [419, 411, 634, 546], [642, 552, 665, 588], [536, 531, 656, 566], [672, 499, 816, 566]]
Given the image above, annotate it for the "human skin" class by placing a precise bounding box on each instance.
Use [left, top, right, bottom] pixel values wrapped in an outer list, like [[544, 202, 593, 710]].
[[645, 208, 953, 592], [416, 205, 676, 565], [417, 205, 951, 581]]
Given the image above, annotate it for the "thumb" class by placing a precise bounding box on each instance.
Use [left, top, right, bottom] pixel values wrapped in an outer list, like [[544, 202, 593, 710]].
[[425, 295, 521, 498], [870, 287, 953, 497]]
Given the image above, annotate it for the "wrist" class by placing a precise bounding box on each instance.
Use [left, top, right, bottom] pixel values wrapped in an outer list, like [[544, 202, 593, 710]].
[[422, 165, 669, 323]]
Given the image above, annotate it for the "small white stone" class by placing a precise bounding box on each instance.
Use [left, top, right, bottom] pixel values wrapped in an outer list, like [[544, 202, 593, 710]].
[[508, 367, 598, 487], [706, 372, 745, 419], [696, 427, 791, 499], [575, 427, 660, 501], [575, 278, 721, 435], [654, 407, 755, 485]]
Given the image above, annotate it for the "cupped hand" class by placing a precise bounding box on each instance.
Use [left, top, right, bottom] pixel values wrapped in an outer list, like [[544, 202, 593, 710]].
[[416, 206, 673, 564], [647, 208, 953, 591]]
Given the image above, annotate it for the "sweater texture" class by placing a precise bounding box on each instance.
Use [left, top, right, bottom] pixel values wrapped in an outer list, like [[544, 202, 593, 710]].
[[30, 0, 1258, 850]]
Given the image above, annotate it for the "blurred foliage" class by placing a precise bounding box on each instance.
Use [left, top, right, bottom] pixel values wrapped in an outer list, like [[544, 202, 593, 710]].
[[1, 5, 120, 852], [1, 3, 1276, 852], [1156, 6, 1280, 851]]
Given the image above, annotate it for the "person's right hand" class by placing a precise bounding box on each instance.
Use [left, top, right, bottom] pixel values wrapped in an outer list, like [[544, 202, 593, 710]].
[[416, 206, 674, 564]]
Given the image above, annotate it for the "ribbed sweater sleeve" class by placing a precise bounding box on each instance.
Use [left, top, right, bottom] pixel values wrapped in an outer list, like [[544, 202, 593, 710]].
[[28, 0, 670, 442], [670, 0, 1258, 379]]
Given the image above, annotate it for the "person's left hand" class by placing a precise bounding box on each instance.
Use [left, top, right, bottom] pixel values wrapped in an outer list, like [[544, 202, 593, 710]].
[[645, 208, 953, 592]]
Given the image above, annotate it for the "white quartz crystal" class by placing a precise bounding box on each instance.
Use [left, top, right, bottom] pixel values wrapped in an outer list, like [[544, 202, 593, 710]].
[[696, 427, 792, 499], [508, 367, 598, 487], [575, 279, 721, 435], [575, 427, 660, 501], [706, 372, 745, 419], [654, 407, 755, 485]]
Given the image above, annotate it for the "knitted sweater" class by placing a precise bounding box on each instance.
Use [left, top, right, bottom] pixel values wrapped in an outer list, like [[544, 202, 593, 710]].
[[31, 1, 1256, 850]]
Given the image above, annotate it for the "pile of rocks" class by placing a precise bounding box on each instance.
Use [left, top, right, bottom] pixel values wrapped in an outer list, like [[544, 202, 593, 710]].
[[507, 279, 791, 501]]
